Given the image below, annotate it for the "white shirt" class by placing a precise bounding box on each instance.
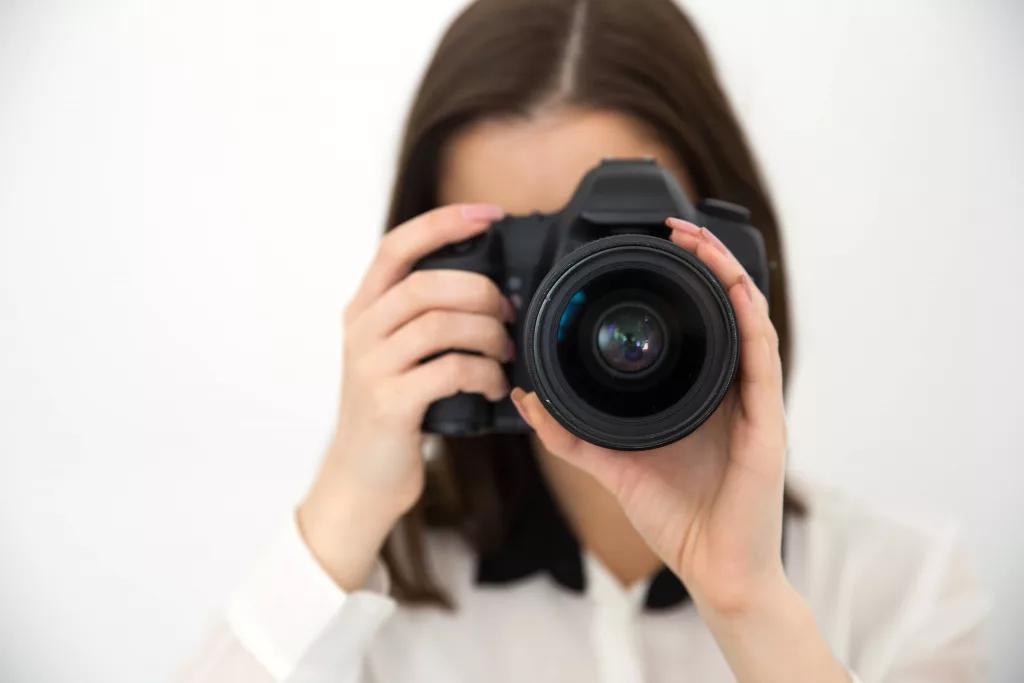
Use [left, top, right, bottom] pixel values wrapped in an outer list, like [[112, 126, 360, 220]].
[[176, 479, 989, 683]]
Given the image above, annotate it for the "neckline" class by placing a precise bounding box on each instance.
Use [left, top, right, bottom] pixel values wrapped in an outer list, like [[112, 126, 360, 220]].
[[474, 445, 692, 611]]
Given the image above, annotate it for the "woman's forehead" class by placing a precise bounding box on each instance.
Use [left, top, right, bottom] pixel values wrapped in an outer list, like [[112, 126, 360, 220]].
[[438, 107, 692, 214]]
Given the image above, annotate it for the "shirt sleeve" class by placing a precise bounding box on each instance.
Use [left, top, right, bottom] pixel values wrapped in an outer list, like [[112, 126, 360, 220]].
[[175, 513, 397, 683]]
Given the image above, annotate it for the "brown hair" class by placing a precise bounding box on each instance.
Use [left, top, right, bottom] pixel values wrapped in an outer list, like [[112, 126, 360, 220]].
[[381, 0, 801, 607]]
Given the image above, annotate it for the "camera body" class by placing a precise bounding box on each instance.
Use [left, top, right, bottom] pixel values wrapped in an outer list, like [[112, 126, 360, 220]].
[[415, 158, 768, 448]]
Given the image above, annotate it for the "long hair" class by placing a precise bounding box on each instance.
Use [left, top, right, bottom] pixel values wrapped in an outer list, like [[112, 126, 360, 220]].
[[380, 0, 801, 607]]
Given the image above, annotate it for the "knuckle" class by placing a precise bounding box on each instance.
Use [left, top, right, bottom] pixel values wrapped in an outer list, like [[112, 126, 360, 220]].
[[435, 271, 456, 292], [483, 277, 504, 306], [471, 353, 496, 378], [378, 232, 404, 265], [393, 277, 426, 313], [404, 269, 430, 291], [400, 271, 421, 294], [342, 302, 356, 326], [342, 323, 364, 359], [422, 310, 449, 340], [441, 204, 470, 235], [416, 206, 452, 242], [342, 330, 358, 359], [482, 362, 508, 398], [467, 354, 490, 384], [456, 351, 478, 376], [483, 319, 506, 350], [419, 206, 444, 232], [484, 360, 503, 384], [465, 274, 497, 307]]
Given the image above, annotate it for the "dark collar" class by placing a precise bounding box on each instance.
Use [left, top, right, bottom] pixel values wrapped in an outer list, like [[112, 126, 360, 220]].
[[475, 447, 691, 611]]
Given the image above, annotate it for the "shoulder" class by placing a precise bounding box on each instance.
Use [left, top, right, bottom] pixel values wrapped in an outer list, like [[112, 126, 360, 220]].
[[791, 476, 962, 580], [788, 476, 972, 604], [786, 477, 989, 675]]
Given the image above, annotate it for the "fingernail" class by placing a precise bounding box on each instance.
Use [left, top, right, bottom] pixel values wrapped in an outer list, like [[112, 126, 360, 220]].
[[461, 203, 505, 222], [666, 217, 701, 236], [741, 274, 755, 303], [506, 338, 516, 361], [701, 227, 731, 255], [509, 387, 533, 428], [500, 296, 516, 323]]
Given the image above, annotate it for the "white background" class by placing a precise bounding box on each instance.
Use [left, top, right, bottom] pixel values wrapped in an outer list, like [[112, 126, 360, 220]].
[[1, 0, 1022, 681]]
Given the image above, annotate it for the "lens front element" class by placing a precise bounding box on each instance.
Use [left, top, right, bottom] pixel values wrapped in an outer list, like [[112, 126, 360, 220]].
[[595, 302, 666, 375]]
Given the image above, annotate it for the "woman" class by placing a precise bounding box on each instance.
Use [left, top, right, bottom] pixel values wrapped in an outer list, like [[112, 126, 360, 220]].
[[179, 0, 988, 681]]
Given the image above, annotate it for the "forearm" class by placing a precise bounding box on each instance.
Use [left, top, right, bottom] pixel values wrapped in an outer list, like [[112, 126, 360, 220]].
[[700, 577, 851, 683]]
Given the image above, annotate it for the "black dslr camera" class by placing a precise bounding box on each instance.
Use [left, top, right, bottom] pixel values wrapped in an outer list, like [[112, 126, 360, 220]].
[[415, 159, 768, 450]]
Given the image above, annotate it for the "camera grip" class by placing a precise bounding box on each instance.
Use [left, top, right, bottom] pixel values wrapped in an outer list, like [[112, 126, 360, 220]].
[[422, 390, 491, 435], [414, 226, 506, 436]]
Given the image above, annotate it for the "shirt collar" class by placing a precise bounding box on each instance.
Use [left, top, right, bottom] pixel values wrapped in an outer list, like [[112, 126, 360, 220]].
[[474, 448, 691, 611]]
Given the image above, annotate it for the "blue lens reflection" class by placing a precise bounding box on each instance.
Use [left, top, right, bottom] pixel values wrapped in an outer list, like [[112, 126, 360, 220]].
[[557, 290, 587, 343]]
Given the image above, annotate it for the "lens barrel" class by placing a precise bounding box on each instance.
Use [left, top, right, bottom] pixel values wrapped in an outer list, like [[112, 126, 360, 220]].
[[524, 235, 739, 450]]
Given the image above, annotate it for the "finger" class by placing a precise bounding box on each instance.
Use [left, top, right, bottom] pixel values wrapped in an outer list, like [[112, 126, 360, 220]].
[[665, 218, 769, 314], [672, 222, 785, 460], [393, 353, 510, 416], [510, 388, 621, 480], [347, 203, 505, 320], [369, 310, 513, 374], [729, 273, 785, 435], [354, 270, 513, 345]]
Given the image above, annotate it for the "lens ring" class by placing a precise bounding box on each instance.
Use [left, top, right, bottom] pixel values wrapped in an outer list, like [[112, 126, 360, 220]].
[[523, 234, 739, 451]]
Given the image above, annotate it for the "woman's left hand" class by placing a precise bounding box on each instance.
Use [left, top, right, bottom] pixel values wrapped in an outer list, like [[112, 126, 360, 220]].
[[513, 218, 851, 683], [513, 219, 851, 683], [512, 217, 787, 614]]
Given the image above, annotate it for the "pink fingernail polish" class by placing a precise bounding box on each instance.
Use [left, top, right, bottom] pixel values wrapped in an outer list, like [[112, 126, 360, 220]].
[[500, 296, 516, 323], [667, 217, 701, 236], [461, 203, 506, 222], [702, 227, 731, 255]]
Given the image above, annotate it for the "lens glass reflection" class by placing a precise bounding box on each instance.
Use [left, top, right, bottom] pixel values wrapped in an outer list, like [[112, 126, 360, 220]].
[[595, 304, 665, 374], [554, 268, 707, 417]]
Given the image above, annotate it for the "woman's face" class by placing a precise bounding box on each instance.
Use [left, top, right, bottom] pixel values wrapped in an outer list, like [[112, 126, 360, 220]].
[[436, 107, 698, 480], [438, 107, 693, 213]]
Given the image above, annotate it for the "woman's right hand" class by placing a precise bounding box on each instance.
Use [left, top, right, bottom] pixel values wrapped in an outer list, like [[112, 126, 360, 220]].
[[297, 203, 513, 591]]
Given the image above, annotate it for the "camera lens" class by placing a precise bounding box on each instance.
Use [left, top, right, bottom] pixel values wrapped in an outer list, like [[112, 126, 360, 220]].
[[595, 303, 665, 375], [553, 275, 703, 418], [524, 235, 739, 451]]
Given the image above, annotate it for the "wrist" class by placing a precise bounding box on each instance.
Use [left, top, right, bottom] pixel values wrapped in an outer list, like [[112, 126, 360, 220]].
[[688, 559, 789, 620], [700, 573, 806, 637], [297, 483, 405, 592], [700, 576, 850, 683]]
